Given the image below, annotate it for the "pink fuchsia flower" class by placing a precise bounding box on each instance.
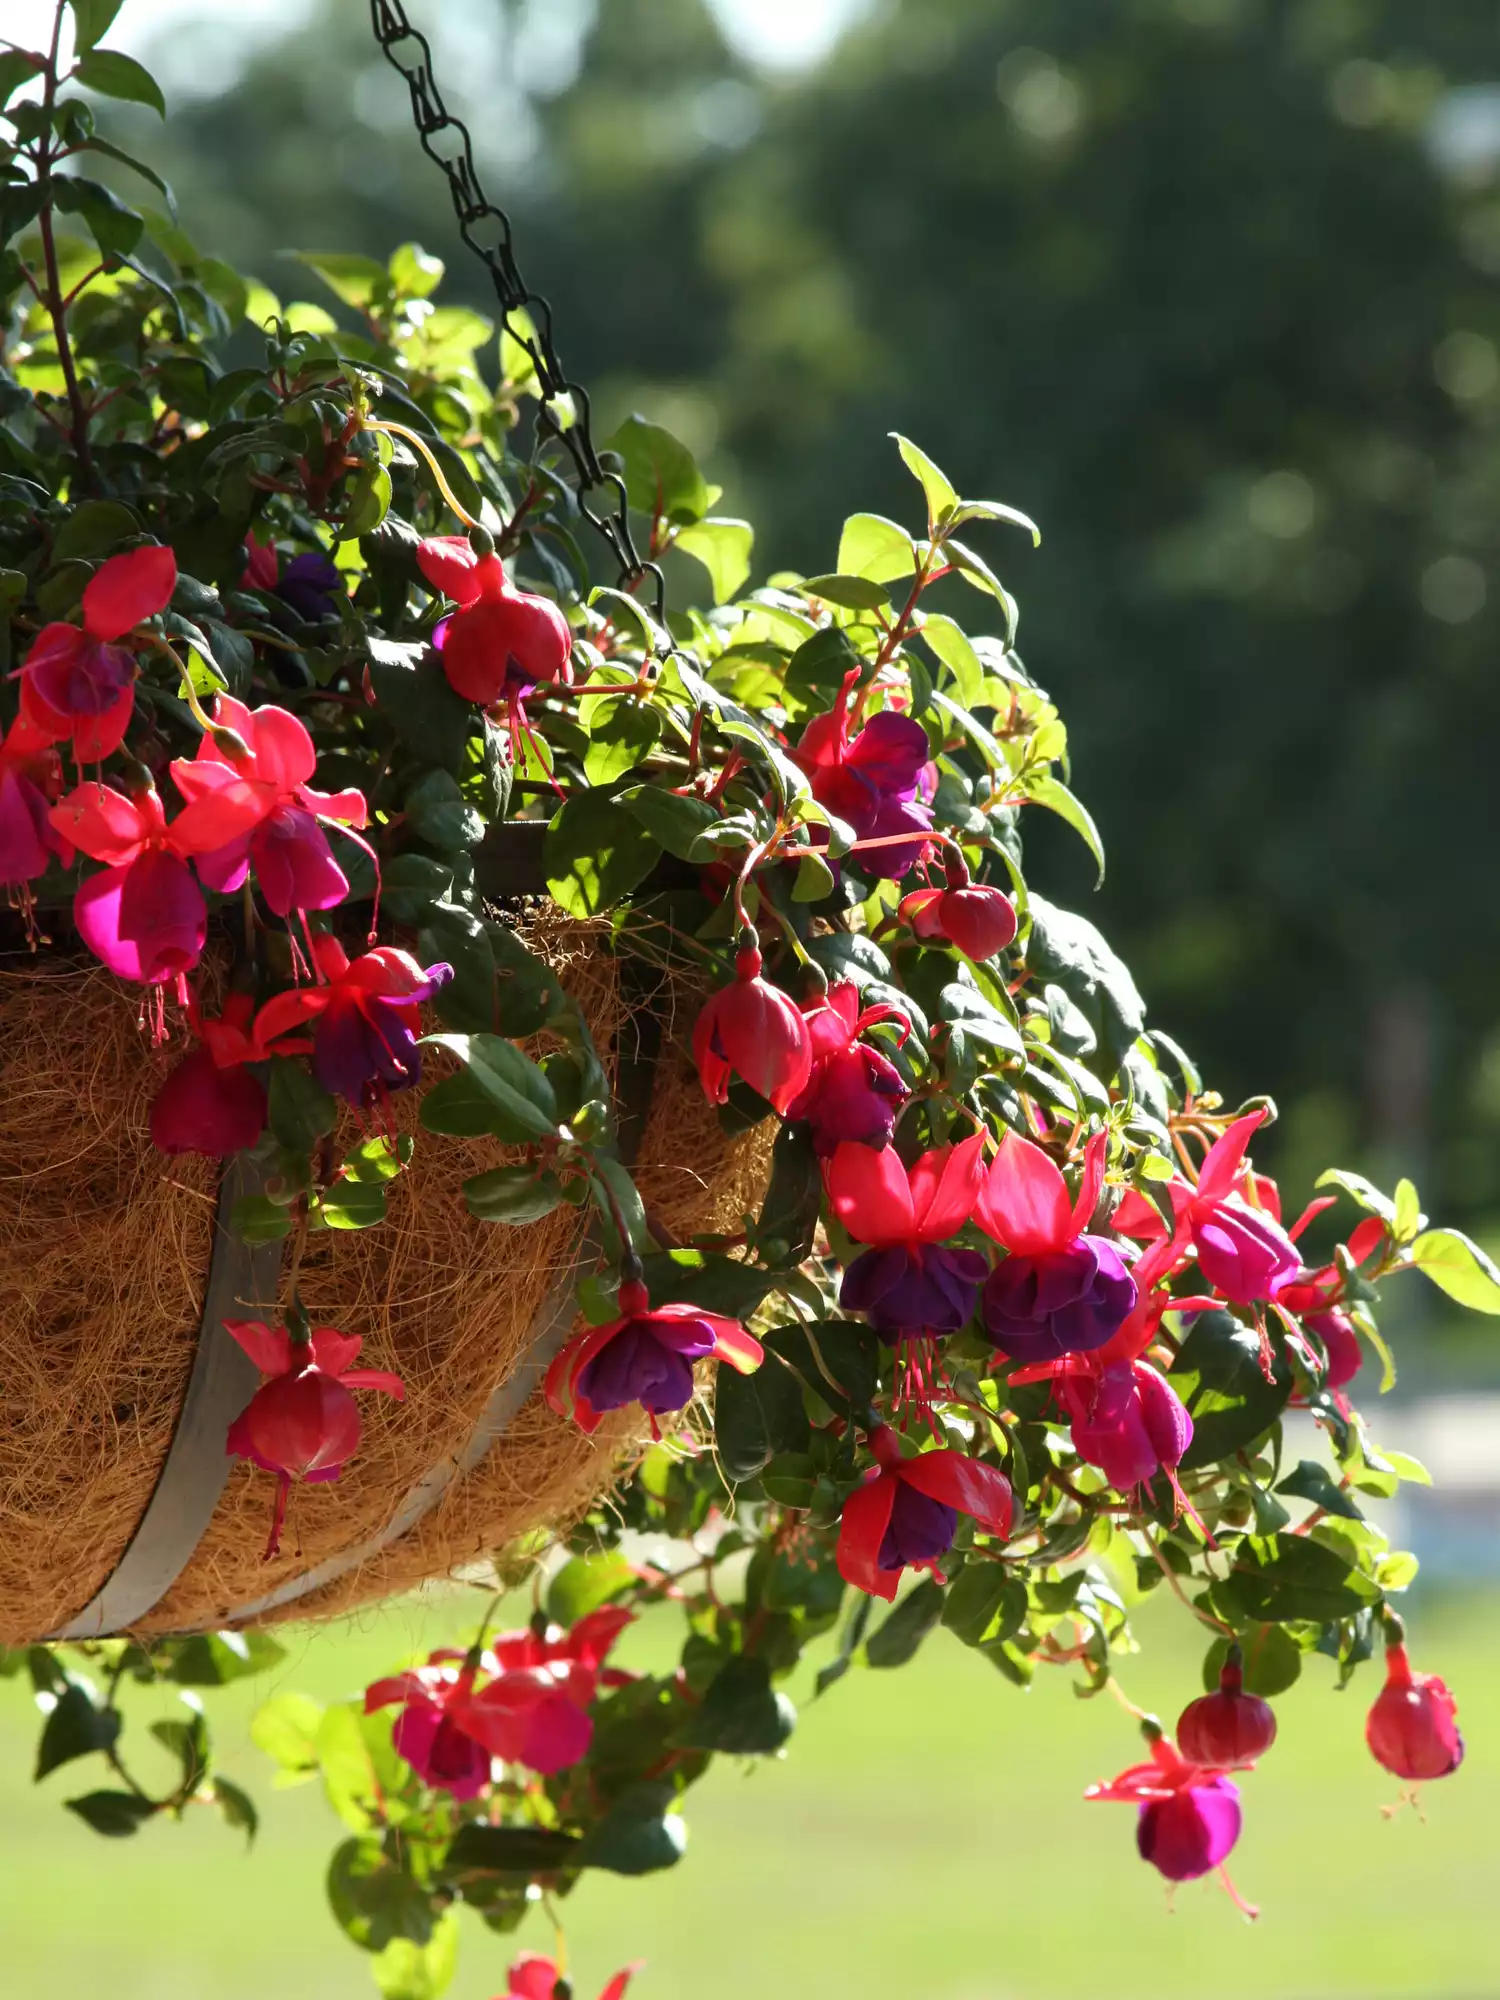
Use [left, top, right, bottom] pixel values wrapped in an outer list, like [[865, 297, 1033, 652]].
[[242, 532, 345, 622], [417, 535, 573, 705], [0, 711, 68, 890], [1087, 1731, 1254, 1911], [225, 1318, 404, 1559], [364, 1656, 494, 1800], [977, 1131, 1137, 1363], [836, 1422, 1012, 1600], [795, 696, 934, 879], [899, 856, 1017, 962], [169, 696, 368, 918], [50, 780, 205, 984], [253, 933, 452, 1108], [692, 938, 812, 1115], [150, 1046, 267, 1155], [1054, 1356, 1193, 1496], [784, 979, 909, 1155], [1179, 1111, 1300, 1307], [1305, 1306, 1362, 1390], [1365, 1632, 1463, 1785], [458, 1606, 635, 1775], [1176, 1645, 1278, 1769], [19, 545, 176, 761], [499, 1955, 640, 2000], [544, 1277, 763, 1434], [828, 1132, 989, 1334]]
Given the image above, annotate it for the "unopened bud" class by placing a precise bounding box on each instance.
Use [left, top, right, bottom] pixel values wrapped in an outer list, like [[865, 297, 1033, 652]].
[[467, 523, 496, 558], [212, 725, 253, 763]]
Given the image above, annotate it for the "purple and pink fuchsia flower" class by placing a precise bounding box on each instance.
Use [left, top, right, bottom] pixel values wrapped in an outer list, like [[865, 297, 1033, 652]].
[[795, 680, 934, 880], [18, 544, 176, 762], [826, 1131, 989, 1333], [692, 933, 813, 1115], [252, 933, 452, 1110], [835, 1421, 1013, 1601], [545, 1278, 764, 1436], [1087, 1723, 1257, 1916], [785, 979, 910, 1155]]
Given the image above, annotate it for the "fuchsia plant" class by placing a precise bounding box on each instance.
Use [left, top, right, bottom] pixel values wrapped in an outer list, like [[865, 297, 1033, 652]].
[[2, 14, 1488, 1996]]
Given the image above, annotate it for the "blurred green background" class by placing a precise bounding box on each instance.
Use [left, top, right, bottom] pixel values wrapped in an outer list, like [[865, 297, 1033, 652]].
[[5, 1, 1500, 1993]]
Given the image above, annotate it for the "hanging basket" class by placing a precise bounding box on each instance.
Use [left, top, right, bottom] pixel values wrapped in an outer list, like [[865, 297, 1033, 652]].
[[0, 899, 770, 1646]]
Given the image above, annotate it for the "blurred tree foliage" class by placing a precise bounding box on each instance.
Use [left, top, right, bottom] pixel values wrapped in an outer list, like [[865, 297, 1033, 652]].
[[121, 0, 1500, 1225]]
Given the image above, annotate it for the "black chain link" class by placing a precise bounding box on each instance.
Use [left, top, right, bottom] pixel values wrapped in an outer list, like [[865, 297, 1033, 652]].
[[369, 0, 668, 626]]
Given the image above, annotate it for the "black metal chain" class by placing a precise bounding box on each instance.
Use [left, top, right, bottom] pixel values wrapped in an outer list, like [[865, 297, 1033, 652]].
[[368, 0, 668, 626]]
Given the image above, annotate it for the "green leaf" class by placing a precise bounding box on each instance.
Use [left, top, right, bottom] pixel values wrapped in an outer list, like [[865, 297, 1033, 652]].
[[578, 1784, 689, 1876], [1023, 774, 1105, 886], [161, 1630, 286, 1686], [618, 785, 721, 860], [50, 175, 142, 259], [444, 1823, 580, 1877], [65, 1791, 157, 1837], [1222, 1534, 1381, 1623], [546, 1550, 636, 1626], [229, 1194, 293, 1245], [463, 1165, 567, 1225], [1024, 894, 1145, 1078], [836, 511, 916, 583], [51, 498, 142, 561], [681, 1657, 796, 1754], [150, 1707, 209, 1793], [891, 432, 958, 529], [74, 50, 165, 115], [606, 414, 710, 525], [366, 639, 472, 774], [343, 1134, 412, 1184], [251, 1692, 323, 1779], [1170, 1310, 1293, 1470], [328, 1835, 435, 1953], [1314, 1169, 1396, 1224], [866, 1579, 946, 1667], [675, 516, 754, 601], [544, 790, 658, 916], [421, 1033, 558, 1141], [315, 1179, 388, 1231], [1275, 1459, 1363, 1520], [641, 1248, 780, 1319], [289, 250, 390, 310], [418, 1067, 512, 1138], [714, 1354, 810, 1480], [1203, 1623, 1302, 1697], [1407, 1227, 1500, 1314], [268, 1058, 336, 1152], [754, 1122, 822, 1266], [404, 769, 484, 853], [944, 537, 1019, 634], [947, 496, 1042, 545], [941, 1564, 1026, 1648], [70, 0, 128, 55], [35, 1682, 120, 1780], [372, 1912, 460, 2000], [212, 1776, 259, 1845], [801, 572, 891, 610], [581, 696, 662, 784]]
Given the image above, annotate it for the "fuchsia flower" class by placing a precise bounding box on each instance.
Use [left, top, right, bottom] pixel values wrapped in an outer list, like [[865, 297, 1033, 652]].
[[836, 1422, 1012, 1600], [898, 856, 1017, 961], [692, 939, 812, 1115], [253, 933, 452, 1108], [978, 1132, 1137, 1363], [795, 682, 933, 879], [365, 1655, 494, 1800], [1306, 1306, 1362, 1390], [1056, 1357, 1193, 1495], [1177, 1646, 1278, 1768], [498, 1955, 639, 2000], [827, 1132, 988, 1333], [150, 994, 267, 1157], [0, 711, 68, 890], [417, 535, 573, 705], [1179, 1111, 1300, 1307], [242, 531, 344, 622], [170, 696, 368, 917], [545, 1278, 763, 1434], [50, 781, 205, 984], [1365, 1636, 1464, 1785], [784, 980, 909, 1154], [1087, 1731, 1254, 1911], [18, 545, 176, 761], [225, 1319, 404, 1558]]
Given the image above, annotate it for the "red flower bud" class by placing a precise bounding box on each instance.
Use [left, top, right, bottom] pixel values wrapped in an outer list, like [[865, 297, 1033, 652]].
[[691, 941, 813, 1114], [898, 878, 1016, 961], [150, 1047, 268, 1156], [1366, 1639, 1463, 1783], [1176, 1647, 1278, 1768]]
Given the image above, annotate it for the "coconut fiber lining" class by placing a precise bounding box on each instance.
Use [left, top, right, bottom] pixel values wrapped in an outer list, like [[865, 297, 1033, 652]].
[[0, 927, 772, 1643]]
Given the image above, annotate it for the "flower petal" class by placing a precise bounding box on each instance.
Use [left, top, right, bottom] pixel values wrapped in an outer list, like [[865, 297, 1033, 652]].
[[223, 1317, 292, 1376], [82, 545, 177, 641], [978, 1133, 1072, 1256], [834, 1470, 899, 1598], [825, 1140, 915, 1245], [899, 1449, 1013, 1538], [1194, 1109, 1268, 1205], [909, 1131, 987, 1240]]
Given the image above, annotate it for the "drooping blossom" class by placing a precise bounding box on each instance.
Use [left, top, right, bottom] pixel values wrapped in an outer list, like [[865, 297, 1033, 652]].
[[1365, 1631, 1463, 1785], [417, 535, 573, 705], [458, 1607, 635, 1775], [364, 1655, 494, 1800], [545, 1277, 763, 1434], [150, 1046, 267, 1155], [243, 531, 344, 622], [899, 856, 1017, 961], [836, 1423, 1012, 1600], [1180, 1112, 1300, 1306], [170, 696, 368, 917], [50, 781, 205, 984], [0, 711, 68, 893], [692, 938, 812, 1115], [498, 1954, 639, 2000], [784, 980, 909, 1154], [827, 1132, 988, 1333], [1087, 1731, 1254, 1911], [1177, 1646, 1278, 1768], [795, 683, 933, 879], [978, 1132, 1136, 1363], [225, 1318, 405, 1558], [19, 545, 176, 760], [1305, 1307, 1362, 1390], [253, 934, 452, 1108], [1056, 1357, 1193, 1496]]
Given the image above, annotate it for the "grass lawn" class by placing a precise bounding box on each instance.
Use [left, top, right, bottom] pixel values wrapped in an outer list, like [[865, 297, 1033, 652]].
[[1, 1588, 1493, 2000]]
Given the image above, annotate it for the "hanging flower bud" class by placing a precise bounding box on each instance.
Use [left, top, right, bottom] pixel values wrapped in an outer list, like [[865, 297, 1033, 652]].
[[691, 935, 813, 1115], [1306, 1307, 1362, 1389], [417, 536, 573, 704], [1366, 1626, 1464, 1783], [899, 854, 1017, 961], [1176, 1645, 1278, 1768], [149, 1047, 267, 1157]]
